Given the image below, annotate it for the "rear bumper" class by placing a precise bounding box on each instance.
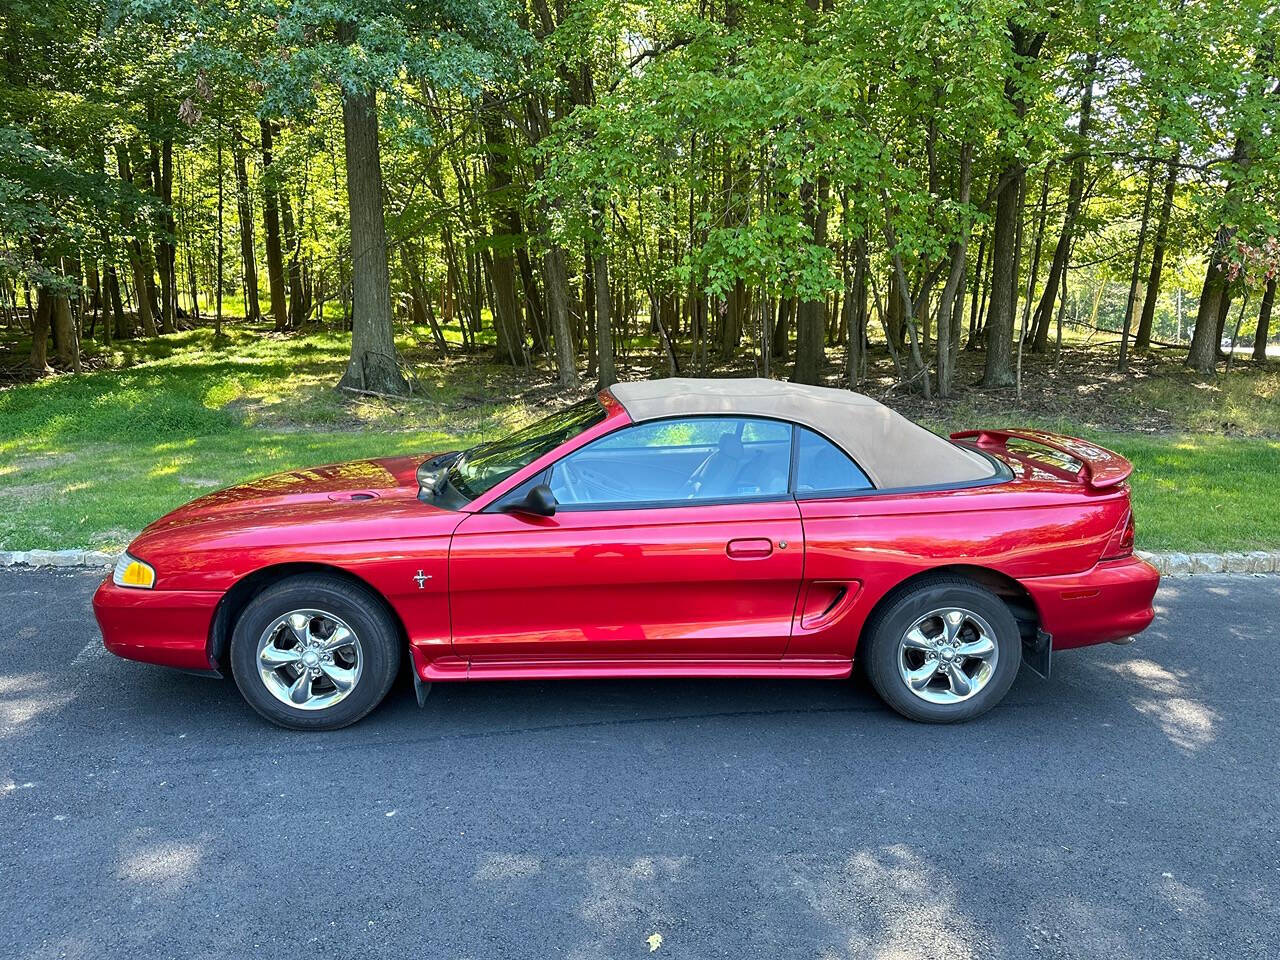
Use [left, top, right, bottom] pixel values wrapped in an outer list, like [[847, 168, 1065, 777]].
[[92, 577, 221, 672], [1022, 556, 1160, 650]]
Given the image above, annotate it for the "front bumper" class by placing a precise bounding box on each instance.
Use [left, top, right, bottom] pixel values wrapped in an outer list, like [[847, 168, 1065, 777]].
[[1022, 556, 1160, 650], [92, 577, 222, 672]]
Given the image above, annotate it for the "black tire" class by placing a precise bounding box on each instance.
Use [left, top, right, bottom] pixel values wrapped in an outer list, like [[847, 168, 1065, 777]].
[[229, 573, 401, 731], [860, 575, 1022, 723]]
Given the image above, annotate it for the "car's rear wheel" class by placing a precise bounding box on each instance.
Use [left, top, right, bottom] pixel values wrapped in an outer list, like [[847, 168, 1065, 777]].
[[229, 574, 400, 730], [861, 576, 1022, 723]]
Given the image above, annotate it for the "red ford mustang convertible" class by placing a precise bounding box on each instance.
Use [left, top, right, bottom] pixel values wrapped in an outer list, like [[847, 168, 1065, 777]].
[[94, 378, 1159, 729]]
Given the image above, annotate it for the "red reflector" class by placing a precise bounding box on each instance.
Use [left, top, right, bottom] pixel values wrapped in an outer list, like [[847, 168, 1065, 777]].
[[1061, 589, 1101, 601]]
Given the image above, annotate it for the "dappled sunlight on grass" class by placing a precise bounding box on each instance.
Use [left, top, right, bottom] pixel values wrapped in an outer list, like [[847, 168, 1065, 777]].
[[0, 323, 568, 549], [1131, 364, 1280, 437]]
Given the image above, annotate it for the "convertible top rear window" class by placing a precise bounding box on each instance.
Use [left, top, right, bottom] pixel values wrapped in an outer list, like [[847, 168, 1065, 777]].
[[445, 398, 605, 501]]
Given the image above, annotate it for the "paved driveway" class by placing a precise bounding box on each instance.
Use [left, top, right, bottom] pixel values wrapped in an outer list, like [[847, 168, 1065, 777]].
[[1, 569, 1275, 959]]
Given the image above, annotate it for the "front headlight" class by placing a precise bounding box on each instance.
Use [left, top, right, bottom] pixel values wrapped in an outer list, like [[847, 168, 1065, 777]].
[[113, 552, 156, 589]]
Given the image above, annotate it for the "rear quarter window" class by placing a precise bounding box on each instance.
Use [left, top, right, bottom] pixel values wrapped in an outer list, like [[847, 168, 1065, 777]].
[[794, 427, 873, 494]]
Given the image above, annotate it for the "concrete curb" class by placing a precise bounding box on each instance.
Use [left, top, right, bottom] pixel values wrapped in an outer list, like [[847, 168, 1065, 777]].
[[2, 547, 1279, 577], [1136, 550, 1280, 577], [1, 550, 117, 569]]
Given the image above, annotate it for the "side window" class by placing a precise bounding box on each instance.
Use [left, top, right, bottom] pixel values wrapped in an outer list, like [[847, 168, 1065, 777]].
[[549, 417, 792, 507], [794, 427, 873, 494]]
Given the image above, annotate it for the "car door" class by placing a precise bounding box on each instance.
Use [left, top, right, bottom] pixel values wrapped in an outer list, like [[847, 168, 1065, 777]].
[[448, 417, 805, 662]]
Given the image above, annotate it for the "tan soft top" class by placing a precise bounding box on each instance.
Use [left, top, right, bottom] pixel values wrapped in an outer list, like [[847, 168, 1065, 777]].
[[608, 378, 996, 489]]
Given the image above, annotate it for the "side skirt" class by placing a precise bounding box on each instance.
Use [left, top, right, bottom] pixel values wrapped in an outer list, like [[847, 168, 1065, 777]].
[[418, 656, 853, 682]]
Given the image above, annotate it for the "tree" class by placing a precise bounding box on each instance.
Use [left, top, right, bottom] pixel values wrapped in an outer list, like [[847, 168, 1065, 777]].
[[171, 0, 531, 395]]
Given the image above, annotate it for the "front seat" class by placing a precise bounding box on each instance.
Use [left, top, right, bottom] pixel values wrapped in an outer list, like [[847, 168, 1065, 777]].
[[684, 433, 749, 498]]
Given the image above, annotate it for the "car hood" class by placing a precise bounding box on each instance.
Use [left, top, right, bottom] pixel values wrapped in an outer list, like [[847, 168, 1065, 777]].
[[123, 453, 466, 584], [131, 453, 464, 550], [150, 455, 435, 523]]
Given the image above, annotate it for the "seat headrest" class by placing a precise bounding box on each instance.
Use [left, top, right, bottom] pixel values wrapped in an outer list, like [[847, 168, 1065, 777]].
[[717, 433, 744, 457]]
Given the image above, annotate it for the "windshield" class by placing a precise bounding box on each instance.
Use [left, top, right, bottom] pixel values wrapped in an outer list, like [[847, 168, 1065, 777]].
[[445, 398, 606, 501]]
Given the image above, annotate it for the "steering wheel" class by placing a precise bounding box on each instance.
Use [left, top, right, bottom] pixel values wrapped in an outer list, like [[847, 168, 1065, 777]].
[[558, 461, 586, 503], [567, 462, 638, 501]]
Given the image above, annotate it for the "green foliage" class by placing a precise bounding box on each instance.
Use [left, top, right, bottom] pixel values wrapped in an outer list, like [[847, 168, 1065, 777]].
[[1, 0, 1278, 501]]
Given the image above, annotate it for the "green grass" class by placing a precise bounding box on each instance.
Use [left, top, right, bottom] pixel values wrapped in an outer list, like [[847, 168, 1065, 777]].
[[1092, 431, 1280, 552], [0, 324, 557, 550], [1, 323, 1277, 552], [1126, 361, 1280, 437]]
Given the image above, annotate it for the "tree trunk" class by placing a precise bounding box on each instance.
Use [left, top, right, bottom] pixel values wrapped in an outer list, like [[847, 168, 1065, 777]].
[[1253, 278, 1275, 361], [154, 138, 177, 333], [30, 289, 53, 375], [1136, 153, 1178, 351], [164, 160, 178, 329], [115, 145, 158, 337], [98, 259, 114, 346], [107, 261, 129, 340], [1118, 161, 1157, 370], [792, 297, 824, 385], [51, 293, 77, 369], [259, 119, 288, 332], [215, 116, 225, 339], [792, 172, 828, 385], [544, 245, 578, 386], [981, 159, 1023, 387], [880, 194, 932, 398], [771, 297, 793, 361], [1214, 284, 1233, 352], [232, 134, 262, 321], [720, 280, 746, 357], [846, 236, 868, 387], [968, 225, 992, 350], [479, 95, 526, 364], [517, 243, 547, 353], [335, 27, 410, 396], [1188, 127, 1257, 373], [404, 244, 447, 351], [1030, 51, 1096, 352], [280, 187, 307, 326], [1187, 225, 1232, 373], [936, 145, 974, 398], [593, 249, 616, 388], [1015, 165, 1050, 395], [978, 24, 1042, 382]]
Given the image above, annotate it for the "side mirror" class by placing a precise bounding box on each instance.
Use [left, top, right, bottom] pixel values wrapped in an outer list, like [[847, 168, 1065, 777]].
[[504, 483, 557, 517]]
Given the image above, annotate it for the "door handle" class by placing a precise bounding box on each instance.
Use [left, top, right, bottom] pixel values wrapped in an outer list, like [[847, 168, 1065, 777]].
[[726, 538, 773, 559]]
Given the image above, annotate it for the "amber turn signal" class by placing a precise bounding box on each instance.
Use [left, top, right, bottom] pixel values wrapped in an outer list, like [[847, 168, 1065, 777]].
[[113, 552, 156, 589]]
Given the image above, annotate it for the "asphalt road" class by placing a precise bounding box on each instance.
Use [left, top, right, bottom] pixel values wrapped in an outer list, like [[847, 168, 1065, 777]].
[[1, 570, 1277, 960]]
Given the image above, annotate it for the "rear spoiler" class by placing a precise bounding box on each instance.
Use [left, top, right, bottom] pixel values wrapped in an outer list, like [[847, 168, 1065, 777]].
[[950, 429, 1133, 489]]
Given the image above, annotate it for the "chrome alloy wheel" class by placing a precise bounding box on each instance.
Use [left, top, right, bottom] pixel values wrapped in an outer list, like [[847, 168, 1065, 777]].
[[256, 609, 363, 711], [896, 607, 999, 705]]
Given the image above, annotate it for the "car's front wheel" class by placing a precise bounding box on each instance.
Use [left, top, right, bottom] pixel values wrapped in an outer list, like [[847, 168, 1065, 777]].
[[861, 576, 1022, 723], [229, 574, 401, 730]]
